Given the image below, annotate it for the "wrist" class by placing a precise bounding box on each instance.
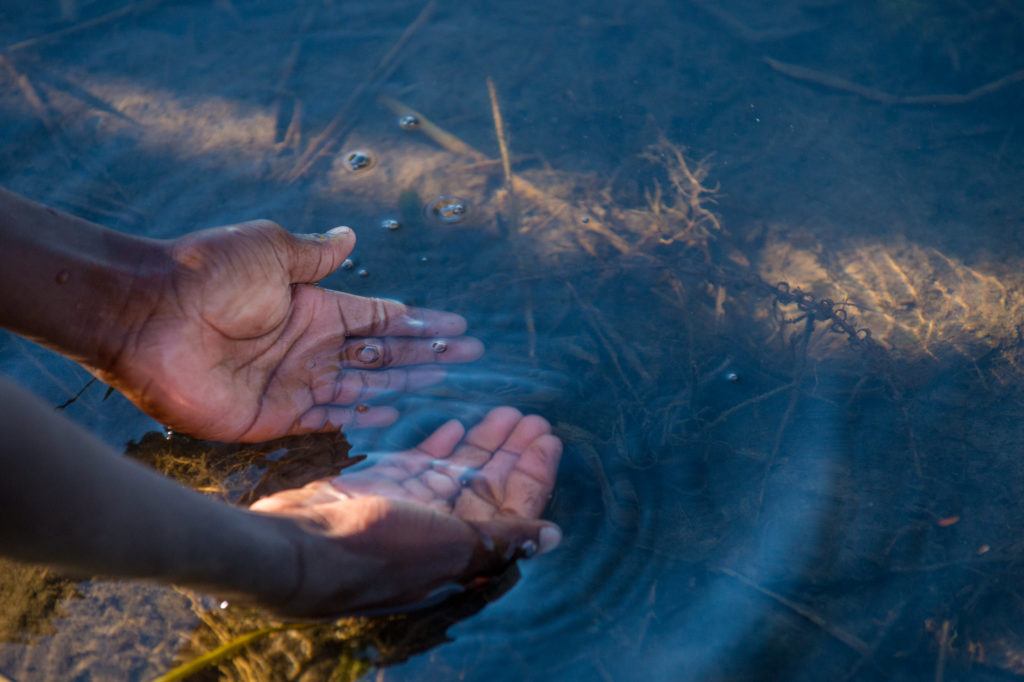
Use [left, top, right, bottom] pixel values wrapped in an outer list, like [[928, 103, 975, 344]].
[[90, 236, 174, 374]]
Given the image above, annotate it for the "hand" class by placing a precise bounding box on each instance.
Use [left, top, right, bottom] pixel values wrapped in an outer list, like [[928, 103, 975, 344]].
[[100, 220, 482, 442], [250, 407, 563, 617]]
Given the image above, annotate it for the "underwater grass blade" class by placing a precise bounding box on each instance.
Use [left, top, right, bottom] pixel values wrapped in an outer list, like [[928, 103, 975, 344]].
[[152, 623, 315, 682]]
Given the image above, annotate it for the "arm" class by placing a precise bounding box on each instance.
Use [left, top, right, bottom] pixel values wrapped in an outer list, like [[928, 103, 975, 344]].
[[0, 187, 167, 371], [0, 377, 315, 608]]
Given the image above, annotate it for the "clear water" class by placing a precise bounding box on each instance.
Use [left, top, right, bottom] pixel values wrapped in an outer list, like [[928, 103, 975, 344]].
[[1, 1, 1023, 680]]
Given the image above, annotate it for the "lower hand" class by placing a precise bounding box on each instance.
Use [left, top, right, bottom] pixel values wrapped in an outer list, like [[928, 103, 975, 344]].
[[250, 407, 563, 617]]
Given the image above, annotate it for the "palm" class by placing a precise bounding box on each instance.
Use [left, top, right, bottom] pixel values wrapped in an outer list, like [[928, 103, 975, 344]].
[[105, 221, 481, 441], [250, 407, 563, 616]]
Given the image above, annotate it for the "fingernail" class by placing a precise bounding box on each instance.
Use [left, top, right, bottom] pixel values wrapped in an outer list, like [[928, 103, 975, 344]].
[[326, 225, 353, 237], [538, 525, 562, 555]]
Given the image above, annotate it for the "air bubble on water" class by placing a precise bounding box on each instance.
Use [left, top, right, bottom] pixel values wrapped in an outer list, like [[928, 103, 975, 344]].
[[725, 371, 739, 383], [580, 216, 590, 224], [431, 340, 448, 354], [357, 345, 381, 363], [341, 258, 355, 270], [381, 218, 401, 231], [419, 256, 429, 263], [519, 539, 538, 558], [358, 268, 369, 277], [426, 195, 469, 224], [163, 426, 173, 440], [345, 150, 373, 172], [398, 114, 420, 129], [219, 600, 229, 610]]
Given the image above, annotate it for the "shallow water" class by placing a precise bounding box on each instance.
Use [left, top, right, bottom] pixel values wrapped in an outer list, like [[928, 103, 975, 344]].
[[2, 0, 1024, 680]]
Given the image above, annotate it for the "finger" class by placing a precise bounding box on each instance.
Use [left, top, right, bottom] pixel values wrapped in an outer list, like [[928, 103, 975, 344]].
[[328, 366, 446, 405], [323, 290, 469, 337], [340, 336, 484, 369], [446, 407, 523, 470], [416, 419, 467, 458], [465, 414, 554, 508], [296, 405, 399, 433], [500, 434, 563, 518], [463, 517, 563, 578], [285, 225, 357, 283]]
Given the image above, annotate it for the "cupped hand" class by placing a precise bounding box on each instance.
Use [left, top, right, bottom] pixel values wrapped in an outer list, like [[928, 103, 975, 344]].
[[102, 220, 481, 442], [250, 407, 563, 617]]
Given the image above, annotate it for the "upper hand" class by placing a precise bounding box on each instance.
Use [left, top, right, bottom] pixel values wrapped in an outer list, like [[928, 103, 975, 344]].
[[101, 220, 482, 442]]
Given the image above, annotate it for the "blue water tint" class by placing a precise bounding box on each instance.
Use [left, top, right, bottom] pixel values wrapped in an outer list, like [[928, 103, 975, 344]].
[[1, 0, 1024, 679]]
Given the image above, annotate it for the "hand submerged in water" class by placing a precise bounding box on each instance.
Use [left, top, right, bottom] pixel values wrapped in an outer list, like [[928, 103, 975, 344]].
[[102, 220, 482, 442], [250, 407, 563, 617]]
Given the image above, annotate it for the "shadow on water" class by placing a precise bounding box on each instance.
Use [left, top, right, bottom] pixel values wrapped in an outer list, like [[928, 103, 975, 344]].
[[2, 0, 1024, 680]]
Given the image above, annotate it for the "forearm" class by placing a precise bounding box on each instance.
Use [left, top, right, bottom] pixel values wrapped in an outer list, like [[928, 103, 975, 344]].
[[0, 187, 169, 371], [0, 377, 307, 606]]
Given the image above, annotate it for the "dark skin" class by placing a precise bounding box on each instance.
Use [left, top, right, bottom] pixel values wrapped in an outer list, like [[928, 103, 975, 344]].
[[0, 188, 562, 616]]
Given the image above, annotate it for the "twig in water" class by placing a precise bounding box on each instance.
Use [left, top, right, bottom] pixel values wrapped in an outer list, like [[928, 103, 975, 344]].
[[719, 567, 872, 658], [285, 1, 437, 182], [486, 76, 515, 195], [764, 56, 1024, 106], [0, 55, 75, 166], [757, 316, 813, 515], [702, 380, 796, 431], [689, 0, 819, 43], [935, 620, 952, 682], [55, 377, 96, 410], [3, 0, 164, 54]]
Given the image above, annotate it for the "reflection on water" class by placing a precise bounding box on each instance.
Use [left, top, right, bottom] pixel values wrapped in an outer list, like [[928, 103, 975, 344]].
[[2, 0, 1024, 680]]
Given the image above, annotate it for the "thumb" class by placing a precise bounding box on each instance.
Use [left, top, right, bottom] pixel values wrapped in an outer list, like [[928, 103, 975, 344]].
[[286, 225, 356, 283], [462, 516, 563, 580]]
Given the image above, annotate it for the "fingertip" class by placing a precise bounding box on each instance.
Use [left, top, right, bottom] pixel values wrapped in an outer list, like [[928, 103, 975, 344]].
[[538, 524, 562, 555]]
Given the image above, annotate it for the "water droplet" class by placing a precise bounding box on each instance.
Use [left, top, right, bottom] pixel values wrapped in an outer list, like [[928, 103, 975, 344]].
[[398, 114, 420, 129], [427, 195, 469, 224], [341, 258, 355, 270], [519, 539, 538, 559], [355, 404, 369, 413], [381, 218, 401, 231], [357, 345, 381, 363], [219, 600, 229, 610], [725, 371, 739, 383], [345, 150, 373, 172], [431, 340, 448, 354], [55, 270, 69, 284], [358, 268, 369, 278]]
